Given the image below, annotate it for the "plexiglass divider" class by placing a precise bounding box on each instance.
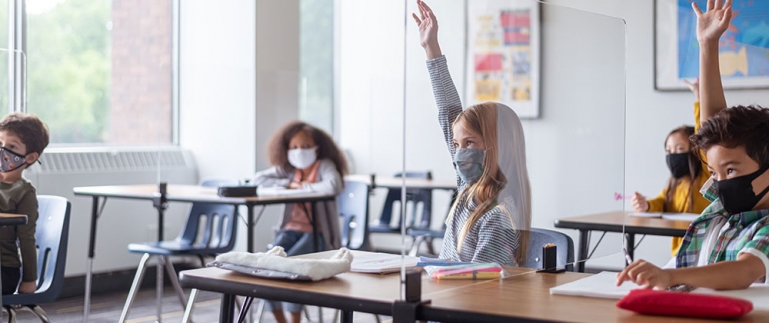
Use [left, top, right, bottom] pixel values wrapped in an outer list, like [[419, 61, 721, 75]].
[[400, 0, 627, 281]]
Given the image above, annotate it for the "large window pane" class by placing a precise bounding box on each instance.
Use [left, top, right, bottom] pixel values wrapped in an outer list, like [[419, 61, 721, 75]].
[[26, 0, 173, 145], [299, 0, 334, 134]]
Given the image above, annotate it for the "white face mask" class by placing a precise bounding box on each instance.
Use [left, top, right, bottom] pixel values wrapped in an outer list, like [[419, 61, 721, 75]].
[[287, 147, 318, 169]]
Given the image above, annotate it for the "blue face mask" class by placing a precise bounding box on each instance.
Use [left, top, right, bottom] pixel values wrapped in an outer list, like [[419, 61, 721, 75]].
[[453, 148, 486, 184]]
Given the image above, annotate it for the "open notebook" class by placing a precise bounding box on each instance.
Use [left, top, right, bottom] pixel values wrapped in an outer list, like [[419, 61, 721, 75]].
[[550, 272, 769, 311], [350, 253, 420, 274]]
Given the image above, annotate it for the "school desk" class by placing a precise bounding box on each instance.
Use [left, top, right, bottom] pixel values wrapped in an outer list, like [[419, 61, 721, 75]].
[[73, 184, 335, 322], [180, 250, 769, 323], [554, 211, 691, 272], [178, 250, 534, 323], [0, 213, 27, 309]]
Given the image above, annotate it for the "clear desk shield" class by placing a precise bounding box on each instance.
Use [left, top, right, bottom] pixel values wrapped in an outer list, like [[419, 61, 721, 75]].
[[399, 0, 627, 282]]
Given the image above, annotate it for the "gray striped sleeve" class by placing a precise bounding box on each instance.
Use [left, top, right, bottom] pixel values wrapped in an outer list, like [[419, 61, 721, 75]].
[[426, 55, 463, 187]]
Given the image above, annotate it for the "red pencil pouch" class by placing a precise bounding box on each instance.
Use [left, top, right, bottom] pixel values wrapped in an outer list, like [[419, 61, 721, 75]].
[[616, 289, 753, 319]]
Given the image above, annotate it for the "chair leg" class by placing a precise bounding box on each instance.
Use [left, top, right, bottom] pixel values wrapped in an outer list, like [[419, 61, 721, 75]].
[[119, 253, 152, 323], [7, 306, 16, 323], [408, 236, 424, 257], [253, 299, 265, 323], [162, 256, 189, 309], [26, 305, 50, 323], [236, 297, 255, 323], [182, 288, 199, 323], [425, 237, 436, 255]]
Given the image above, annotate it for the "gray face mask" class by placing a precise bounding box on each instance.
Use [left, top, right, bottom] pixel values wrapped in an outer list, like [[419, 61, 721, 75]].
[[453, 148, 486, 184]]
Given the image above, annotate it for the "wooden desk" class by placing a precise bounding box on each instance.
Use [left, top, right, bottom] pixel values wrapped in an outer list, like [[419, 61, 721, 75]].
[[0, 213, 27, 309], [179, 250, 534, 322], [346, 174, 456, 190], [554, 211, 692, 272], [420, 271, 769, 323], [73, 184, 335, 322]]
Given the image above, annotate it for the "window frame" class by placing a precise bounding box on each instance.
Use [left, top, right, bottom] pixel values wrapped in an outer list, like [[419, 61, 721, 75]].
[[6, 0, 181, 147]]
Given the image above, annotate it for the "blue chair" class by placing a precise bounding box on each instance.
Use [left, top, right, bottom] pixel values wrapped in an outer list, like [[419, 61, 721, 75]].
[[524, 228, 575, 271], [338, 181, 371, 250], [119, 182, 238, 323], [2, 195, 71, 323], [369, 172, 433, 242], [407, 189, 456, 256]]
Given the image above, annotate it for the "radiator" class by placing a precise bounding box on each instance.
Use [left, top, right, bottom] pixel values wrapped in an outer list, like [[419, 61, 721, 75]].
[[25, 147, 199, 276]]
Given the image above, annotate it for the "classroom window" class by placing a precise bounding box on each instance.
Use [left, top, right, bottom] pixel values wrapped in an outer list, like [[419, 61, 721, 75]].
[[17, 0, 176, 145], [299, 0, 334, 134]]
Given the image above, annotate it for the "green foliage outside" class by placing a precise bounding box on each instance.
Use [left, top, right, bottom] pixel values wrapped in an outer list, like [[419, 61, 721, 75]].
[[26, 0, 111, 144]]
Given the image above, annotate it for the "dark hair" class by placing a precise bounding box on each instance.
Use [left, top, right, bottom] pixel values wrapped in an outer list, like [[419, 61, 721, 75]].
[[691, 105, 769, 168], [267, 121, 349, 176], [664, 125, 702, 212], [0, 112, 50, 158]]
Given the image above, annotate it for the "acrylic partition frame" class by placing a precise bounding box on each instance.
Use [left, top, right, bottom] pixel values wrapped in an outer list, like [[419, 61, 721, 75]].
[[397, 0, 628, 283]]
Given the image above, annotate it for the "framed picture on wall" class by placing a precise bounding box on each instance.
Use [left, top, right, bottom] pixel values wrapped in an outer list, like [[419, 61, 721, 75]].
[[655, 0, 769, 91], [465, 0, 541, 118]]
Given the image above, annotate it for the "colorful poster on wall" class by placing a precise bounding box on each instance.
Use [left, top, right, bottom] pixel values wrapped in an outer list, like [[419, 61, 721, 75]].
[[655, 0, 769, 90], [466, 0, 540, 118]]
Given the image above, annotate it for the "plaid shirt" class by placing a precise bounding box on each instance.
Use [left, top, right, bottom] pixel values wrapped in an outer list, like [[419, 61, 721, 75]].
[[676, 178, 769, 268]]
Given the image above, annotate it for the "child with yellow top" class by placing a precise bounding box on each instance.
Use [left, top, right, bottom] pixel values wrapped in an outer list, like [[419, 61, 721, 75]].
[[631, 82, 710, 256]]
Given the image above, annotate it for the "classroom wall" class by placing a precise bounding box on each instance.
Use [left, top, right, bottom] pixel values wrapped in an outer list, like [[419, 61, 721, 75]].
[[179, 0, 299, 253]]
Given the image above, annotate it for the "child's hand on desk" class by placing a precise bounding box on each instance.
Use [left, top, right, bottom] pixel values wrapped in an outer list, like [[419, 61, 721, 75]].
[[616, 259, 672, 289], [18, 281, 36, 293], [288, 181, 304, 189], [631, 192, 649, 212]]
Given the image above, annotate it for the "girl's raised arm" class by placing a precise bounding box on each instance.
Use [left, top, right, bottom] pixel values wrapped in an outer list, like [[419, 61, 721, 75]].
[[416, 1, 463, 186], [693, 0, 732, 123]]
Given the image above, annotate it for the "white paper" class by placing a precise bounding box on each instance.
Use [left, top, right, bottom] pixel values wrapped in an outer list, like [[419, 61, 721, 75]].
[[550, 271, 640, 299], [257, 186, 314, 197], [629, 212, 662, 218], [661, 213, 700, 222], [350, 253, 420, 274]]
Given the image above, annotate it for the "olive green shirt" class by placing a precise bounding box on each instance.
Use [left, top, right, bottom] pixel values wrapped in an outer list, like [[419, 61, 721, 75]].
[[0, 179, 38, 282]]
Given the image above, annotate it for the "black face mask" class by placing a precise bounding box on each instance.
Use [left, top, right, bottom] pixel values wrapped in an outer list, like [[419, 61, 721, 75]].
[[715, 164, 769, 215], [666, 153, 690, 179]]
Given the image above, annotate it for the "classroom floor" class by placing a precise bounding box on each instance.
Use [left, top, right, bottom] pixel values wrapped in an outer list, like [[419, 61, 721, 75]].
[[9, 287, 385, 323]]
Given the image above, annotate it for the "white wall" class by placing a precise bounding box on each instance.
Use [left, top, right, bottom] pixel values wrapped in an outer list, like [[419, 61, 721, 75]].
[[338, 0, 767, 270], [180, 0, 299, 253]]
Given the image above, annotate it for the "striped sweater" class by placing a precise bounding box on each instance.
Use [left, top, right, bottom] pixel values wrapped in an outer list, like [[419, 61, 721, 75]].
[[427, 55, 519, 266]]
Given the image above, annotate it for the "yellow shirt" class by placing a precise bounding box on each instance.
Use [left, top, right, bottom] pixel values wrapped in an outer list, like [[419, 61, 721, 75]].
[[647, 102, 710, 256]]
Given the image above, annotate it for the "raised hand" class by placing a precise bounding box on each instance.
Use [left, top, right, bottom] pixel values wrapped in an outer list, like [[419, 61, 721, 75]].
[[412, 0, 442, 59], [683, 78, 700, 101], [692, 0, 732, 44]]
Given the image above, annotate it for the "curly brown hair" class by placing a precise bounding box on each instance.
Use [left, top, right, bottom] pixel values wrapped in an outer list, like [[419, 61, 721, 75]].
[[268, 121, 349, 175], [0, 112, 50, 157], [691, 105, 769, 167]]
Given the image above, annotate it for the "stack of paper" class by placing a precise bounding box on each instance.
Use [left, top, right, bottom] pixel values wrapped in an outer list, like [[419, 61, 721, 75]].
[[257, 186, 314, 197], [350, 253, 420, 274]]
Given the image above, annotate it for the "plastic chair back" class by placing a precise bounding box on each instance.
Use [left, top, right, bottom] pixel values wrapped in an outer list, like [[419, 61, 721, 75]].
[[374, 171, 432, 231], [338, 181, 370, 250], [523, 228, 575, 271], [175, 202, 237, 253], [3, 195, 71, 305]]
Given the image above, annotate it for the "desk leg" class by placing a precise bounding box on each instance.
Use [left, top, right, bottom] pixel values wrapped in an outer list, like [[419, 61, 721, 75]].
[[577, 230, 589, 273], [247, 205, 254, 253], [220, 294, 236, 322], [311, 202, 318, 252], [340, 310, 353, 323], [84, 196, 101, 322], [625, 233, 635, 266]]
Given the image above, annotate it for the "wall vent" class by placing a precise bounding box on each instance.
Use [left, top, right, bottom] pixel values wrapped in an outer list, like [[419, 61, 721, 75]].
[[32, 148, 195, 173]]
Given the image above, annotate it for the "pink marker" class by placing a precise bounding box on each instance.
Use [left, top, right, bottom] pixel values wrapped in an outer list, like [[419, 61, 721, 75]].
[[614, 192, 632, 201]]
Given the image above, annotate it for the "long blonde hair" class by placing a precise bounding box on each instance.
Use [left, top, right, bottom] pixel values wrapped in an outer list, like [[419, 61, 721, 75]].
[[448, 102, 532, 265]]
